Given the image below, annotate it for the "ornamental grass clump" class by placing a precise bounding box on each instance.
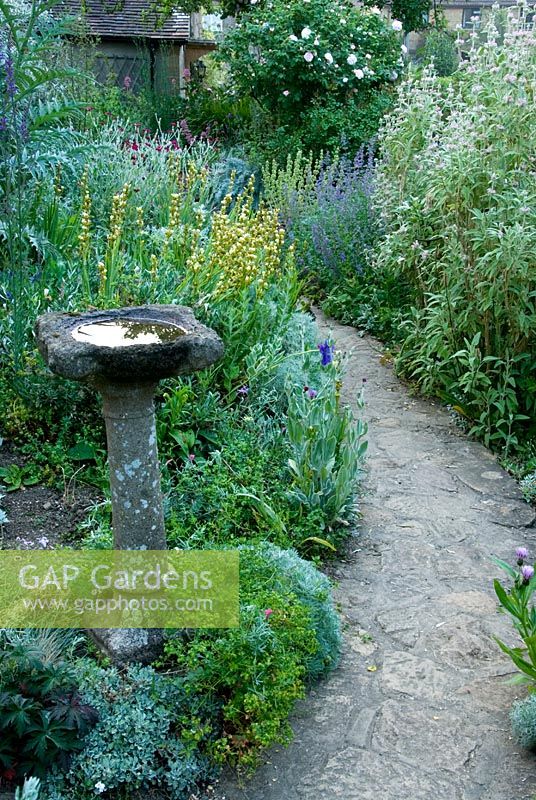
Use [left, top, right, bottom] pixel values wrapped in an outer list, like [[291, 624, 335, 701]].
[[374, 8, 536, 451]]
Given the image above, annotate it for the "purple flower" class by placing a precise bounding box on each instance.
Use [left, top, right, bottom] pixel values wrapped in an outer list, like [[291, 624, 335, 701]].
[[3, 53, 16, 98], [516, 547, 529, 561], [304, 386, 318, 399], [521, 564, 534, 583], [237, 385, 249, 397], [188, 453, 195, 462], [19, 113, 28, 142], [318, 340, 335, 366]]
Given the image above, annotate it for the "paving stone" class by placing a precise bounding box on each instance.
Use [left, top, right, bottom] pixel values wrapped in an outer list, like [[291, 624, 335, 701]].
[[381, 650, 453, 699], [297, 749, 462, 800], [371, 699, 479, 772]]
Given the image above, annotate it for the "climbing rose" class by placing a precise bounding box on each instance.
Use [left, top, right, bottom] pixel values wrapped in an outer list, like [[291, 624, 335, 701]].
[[304, 51, 314, 62], [354, 68, 364, 79], [347, 54, 357, 65], [392, 19, 403, 30], [301, 26, 312, 38], [324, 52, 334, 64]]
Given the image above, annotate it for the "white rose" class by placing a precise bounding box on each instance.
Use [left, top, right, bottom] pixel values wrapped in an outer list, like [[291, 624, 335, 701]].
[[324, 52, 334, 64], [354, 68, 364, 79], [301, 26, 312, 38], [392, 19, 403, 31], [347, 54, 357, 65]]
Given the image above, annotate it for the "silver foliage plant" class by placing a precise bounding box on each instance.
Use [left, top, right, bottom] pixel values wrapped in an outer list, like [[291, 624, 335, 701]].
[[373, 4, 536, 452]]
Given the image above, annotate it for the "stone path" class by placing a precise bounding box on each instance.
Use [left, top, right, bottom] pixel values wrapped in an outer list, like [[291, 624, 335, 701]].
[[210, 311, 536, 800]]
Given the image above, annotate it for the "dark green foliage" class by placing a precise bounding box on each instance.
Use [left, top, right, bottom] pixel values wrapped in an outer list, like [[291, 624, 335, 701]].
[[217, 0, 402, 158], [363, 0, 432, 33], [166, 416, 327, 551], [0, 632, 97, 781]]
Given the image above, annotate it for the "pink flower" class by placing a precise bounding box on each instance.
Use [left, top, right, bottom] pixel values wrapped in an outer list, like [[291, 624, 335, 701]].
[[304, 51, 314, 62], [123, 75, 132, 90], [264, 608, 274, 619], [282, 89, 290, 96]]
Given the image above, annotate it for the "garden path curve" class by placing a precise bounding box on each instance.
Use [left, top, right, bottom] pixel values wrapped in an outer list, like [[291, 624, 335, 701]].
[[209, 310, 536, 800]]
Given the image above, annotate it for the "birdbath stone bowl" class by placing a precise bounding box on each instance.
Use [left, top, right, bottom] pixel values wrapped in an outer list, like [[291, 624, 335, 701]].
[[35, 304, 223, 664]]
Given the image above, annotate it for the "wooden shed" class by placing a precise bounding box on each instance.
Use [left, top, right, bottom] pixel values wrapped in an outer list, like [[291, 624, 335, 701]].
[[60, 0, 216, 93]]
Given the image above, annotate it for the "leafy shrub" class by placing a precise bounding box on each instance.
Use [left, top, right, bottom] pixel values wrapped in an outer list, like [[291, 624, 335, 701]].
[[422, 29, 459, 76], [511, 693, 536, 750], [374, 11, 536, 451], [0, 631, 97, 782], [41, 663, 220, 800], [166, 417, 294, 548], [218, 0, 403, 156], [164, 543, 341, 767]]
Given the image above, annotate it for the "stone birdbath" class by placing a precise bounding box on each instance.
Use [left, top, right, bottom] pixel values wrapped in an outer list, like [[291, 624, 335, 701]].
[[35, 304, 223, 663]]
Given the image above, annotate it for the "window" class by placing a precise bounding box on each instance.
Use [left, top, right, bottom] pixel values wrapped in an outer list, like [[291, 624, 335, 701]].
[[462, 7, 481, 28]]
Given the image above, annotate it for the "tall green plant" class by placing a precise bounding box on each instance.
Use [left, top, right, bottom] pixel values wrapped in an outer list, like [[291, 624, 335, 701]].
[[0, 0, 83, 371], [285, 344, 367, 527], [374, 10, 536, 451]]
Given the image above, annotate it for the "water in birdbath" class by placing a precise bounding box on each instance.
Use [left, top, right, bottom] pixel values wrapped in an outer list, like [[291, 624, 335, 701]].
[[72, 319, 188, 347]]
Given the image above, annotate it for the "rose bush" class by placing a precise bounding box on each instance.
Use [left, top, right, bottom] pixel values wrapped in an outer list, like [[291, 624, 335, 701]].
[[218, 0, 403, 155]]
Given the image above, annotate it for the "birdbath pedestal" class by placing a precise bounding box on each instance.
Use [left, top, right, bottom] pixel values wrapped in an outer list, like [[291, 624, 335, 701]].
[[35, 305, 223, 664]]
